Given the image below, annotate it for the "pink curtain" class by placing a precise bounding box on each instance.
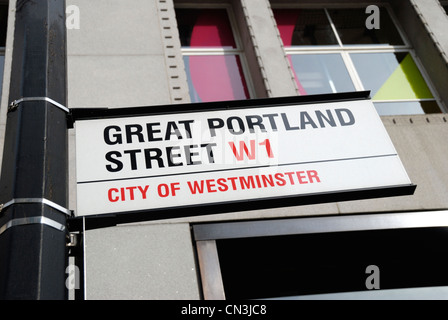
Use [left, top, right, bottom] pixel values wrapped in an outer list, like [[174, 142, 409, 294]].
[[188, 10, 249, 102]]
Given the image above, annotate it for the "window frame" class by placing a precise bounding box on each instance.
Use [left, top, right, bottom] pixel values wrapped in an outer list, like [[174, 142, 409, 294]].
[[175, 3, 256, 101], [271, 2, 444, 114], [193, 210, 448, 300], [441, 1, 448, 15], [0, 3, 8, 101], [0, 3, 7, 59]]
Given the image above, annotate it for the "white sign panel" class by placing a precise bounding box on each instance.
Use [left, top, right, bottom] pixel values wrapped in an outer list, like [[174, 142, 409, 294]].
[[74, 97, 414, 217]]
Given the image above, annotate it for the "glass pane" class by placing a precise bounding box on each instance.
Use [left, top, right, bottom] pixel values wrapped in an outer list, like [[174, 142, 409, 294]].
[[183, 55, 249, 102], [216, 227, 448, 299], [273, 9, 338, 46], [288, 54, 355, 95], [175, 9, 236, 48], [374, 101, 440, 116], [351, 52, 434, 100], [328, 8, 404, 46], [0, 5, 7, 47], [0, 55, 4, 98]]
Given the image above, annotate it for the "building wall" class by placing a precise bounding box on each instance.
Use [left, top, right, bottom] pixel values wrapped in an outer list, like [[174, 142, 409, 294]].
[[69, 0, 448, 300], [1, 0, 448, 299], [66, 0, 198, 299], [83, 223, 200, 299]]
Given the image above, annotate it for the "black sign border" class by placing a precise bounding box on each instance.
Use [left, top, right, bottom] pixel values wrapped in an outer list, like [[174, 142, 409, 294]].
[[69, 91, 371, 126], [67, 91, 416, 231]]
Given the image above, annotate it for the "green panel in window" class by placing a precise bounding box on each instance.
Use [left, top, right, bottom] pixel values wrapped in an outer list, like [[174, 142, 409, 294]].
[[373, 53, 433, 100], [351, 52, 433, 100]]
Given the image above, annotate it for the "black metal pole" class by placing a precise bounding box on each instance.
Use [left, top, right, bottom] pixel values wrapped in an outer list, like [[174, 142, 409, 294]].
[[0, 0, 68, 299]]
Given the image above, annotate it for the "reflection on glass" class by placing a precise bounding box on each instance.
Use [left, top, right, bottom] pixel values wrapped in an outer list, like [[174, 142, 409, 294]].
[[328, 8, 404, 46], [217, 228, 448, 299], [175, 9, 236, 48], [351, 52, 434, 100], [183, 55, 249, 103], [374, 101, 440, 116], [273, 9, 338, 46], [0, 55, 4, 99], [288, 54, 355, 95], [0, 5, 7, 47]]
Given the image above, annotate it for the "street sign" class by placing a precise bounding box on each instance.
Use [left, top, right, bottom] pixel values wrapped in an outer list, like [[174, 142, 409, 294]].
[[73, 92, 415, 219]]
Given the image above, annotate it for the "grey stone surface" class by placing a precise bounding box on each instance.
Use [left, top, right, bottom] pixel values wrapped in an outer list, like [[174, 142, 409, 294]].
[[84, 223, 200, 300], [67, 54, 170, 108], [67, 0, 163, 56], [237, 0, 297, 98]]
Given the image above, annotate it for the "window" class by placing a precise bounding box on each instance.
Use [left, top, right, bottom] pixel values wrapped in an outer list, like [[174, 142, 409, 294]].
[[194, 211, 448, 300], [442, 1, 448, 15], [175, 6, 251, 103], [217, 228, 448, 299], [273, 5, 442, 116]]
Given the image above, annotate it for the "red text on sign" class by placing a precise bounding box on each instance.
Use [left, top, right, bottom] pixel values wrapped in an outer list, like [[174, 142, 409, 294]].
[[108, 185, 149, 202], [228, 139, 274, 161], [187, 170, 320, 194]]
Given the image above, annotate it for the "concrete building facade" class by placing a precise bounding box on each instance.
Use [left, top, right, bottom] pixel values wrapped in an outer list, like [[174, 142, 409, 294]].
[[1, 0, 448, 299]]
